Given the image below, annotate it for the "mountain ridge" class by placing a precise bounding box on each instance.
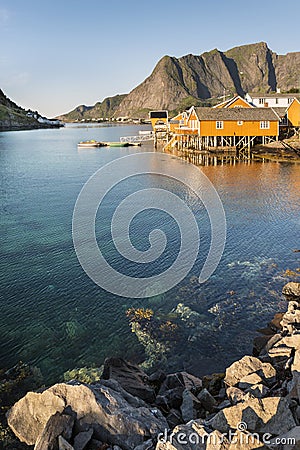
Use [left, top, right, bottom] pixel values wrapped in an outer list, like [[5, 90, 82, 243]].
[[59, 42, 300, 120]]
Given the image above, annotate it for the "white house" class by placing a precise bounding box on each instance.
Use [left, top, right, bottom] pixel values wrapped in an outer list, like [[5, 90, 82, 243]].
[[245, 92, 298, 108]]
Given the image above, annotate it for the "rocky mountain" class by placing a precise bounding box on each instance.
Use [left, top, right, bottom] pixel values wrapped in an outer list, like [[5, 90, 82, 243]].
[[57, 94, 127, 122], [114, 42, 300, 117], [0, 89, 62, 131]]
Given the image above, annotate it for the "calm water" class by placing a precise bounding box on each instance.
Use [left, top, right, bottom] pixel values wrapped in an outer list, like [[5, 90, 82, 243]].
[[0, 124, 299, 383]]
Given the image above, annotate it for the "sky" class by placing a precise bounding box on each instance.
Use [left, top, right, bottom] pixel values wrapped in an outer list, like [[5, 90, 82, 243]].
[[0, 0, 299, 117]]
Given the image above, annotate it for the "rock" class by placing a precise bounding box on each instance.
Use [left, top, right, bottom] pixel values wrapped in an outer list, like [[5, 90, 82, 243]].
[[259, 333, 283, 356], [226, 387, 245, 405], [287, 372, 300, 401], [238, 373, 264, 390], [166, 409, 182, 429], [253, 335, 273, 356], [158, 372, 202, 396], [148, 370, 167, 385], [216, 400, 231, 410], [7, 381, 168, 450], [102, 358, 156, 403], [296, 406, 300, 422], [283, 282, 300, 299], [202, 373, 225, 396], [156, 421, 229, 450], [209, 396, 296, 436], [34, 410, 75, 450], [88, 440, 104, 450], [269, 313, 285, 332], [73, 428, 93, 450], [156, 387, 184, 413], [156, 420, 208, 450], [58, 436, 74, 450], [227, 430, 266, 449], [292, 349, 300, 372], [197, 388, 217, 413], [268, 346, 293, 359], [280, 303, 300, 333], [224, 356, 276, 387], [246, 383, 270, 398], [281, 334, 300, 351], [134, 439, 155, 450], [156, 372, 202, 414], [180, 389, 202, 422], [7, 389, 66, 445], [206, 430, 229, 449]]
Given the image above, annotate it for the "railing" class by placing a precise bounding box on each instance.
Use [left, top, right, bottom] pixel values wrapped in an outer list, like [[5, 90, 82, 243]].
[[120, 134, 154, 143]]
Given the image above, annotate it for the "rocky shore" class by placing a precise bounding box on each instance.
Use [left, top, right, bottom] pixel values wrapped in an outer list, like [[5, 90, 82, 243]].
[[2, 282, 300, 450]]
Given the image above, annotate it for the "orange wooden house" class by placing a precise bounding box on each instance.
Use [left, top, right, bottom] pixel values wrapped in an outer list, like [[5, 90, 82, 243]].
[[287, 98, 300, 128], [167, 106, 279, 151]]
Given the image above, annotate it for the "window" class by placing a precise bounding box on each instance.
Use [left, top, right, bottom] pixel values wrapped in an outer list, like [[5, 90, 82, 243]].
[[216, 121, 223, 129], [260, 121, 270, 129], [190, 120, 198, 129], [259, 98, 265, 104], [237, 120, 243, 125]]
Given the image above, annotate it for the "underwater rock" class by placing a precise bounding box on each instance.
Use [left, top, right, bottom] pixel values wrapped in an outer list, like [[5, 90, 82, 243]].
[[63, 366, 103, 384]]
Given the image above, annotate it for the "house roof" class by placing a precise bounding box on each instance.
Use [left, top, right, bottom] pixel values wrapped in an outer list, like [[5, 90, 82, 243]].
[[273, 107, 288, 118], [247, 92, 300, 99], [193, 107, 279, 121], [213, 95, 253, 108]]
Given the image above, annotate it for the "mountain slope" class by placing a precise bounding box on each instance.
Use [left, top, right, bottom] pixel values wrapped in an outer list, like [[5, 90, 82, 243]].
[[57, 94, 127, 122], [114, 42, 300, 117], [0, 89, 62, 131]]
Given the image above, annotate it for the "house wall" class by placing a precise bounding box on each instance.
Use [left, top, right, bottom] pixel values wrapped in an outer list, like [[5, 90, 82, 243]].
[[250, 97, 294, 108], [287, 99, 300, 127], [199, 120, 279, 137]]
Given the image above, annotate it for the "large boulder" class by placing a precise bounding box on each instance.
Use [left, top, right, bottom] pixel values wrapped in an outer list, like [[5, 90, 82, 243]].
[[209, 396, 296, 436], [6, 389, 66, 445], [282, 282, 300, 300], [7, 380, 168, 450], [224, 356, 276, 387], [102, 358, 156, 403]]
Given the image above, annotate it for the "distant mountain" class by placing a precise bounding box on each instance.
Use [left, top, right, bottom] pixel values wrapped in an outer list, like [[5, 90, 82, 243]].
[[0, 89, 62, 131], [114, 42, 300, 117], [57, 94, 127, 122]]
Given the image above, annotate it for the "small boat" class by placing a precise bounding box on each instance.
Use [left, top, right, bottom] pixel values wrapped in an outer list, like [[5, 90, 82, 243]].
[[107, 142, 129, 147], [77, 140, 104, 148]]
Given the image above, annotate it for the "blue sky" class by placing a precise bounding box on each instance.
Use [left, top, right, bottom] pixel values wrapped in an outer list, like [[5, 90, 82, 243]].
[[1, 0, 299, 117]]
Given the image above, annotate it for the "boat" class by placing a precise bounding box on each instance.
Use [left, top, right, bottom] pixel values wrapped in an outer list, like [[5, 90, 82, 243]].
[[107, 142, 130, 147], [77, 140, 104, 148]]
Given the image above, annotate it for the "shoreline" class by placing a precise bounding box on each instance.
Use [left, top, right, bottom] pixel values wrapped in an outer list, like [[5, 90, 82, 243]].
[[1, 281, 300, 449]]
